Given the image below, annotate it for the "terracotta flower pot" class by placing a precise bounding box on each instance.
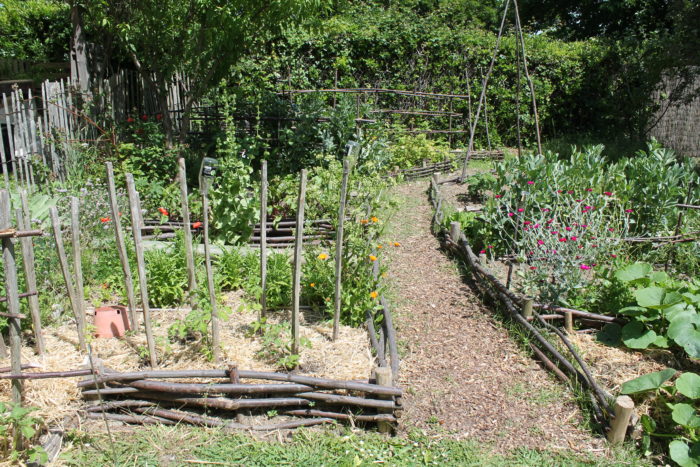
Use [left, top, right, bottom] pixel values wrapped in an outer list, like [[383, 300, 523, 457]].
[[94, 305, 130, 338]]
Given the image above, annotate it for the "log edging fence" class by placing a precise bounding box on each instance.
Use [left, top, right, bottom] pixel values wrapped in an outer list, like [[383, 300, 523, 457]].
[[428, 174, 635, 443]]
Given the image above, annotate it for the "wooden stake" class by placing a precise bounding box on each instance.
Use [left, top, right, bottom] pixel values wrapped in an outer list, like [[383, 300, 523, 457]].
[[565, 311, 573, 334], [291, 169, 307, 354], [607, 396, 635, 444], [333, 159, 350, 341], [0, 190, 23, 404], [260, 160, 268, 318], [374, 366, 393, 433], [449, 221, 461, 242], [125, 173, 157, 367], [522, 298, 533, 319], [105, 162, 138, 328], [49, 206, 86, 351], [177, 158, 197, 305], [15, 204, 45, 355], [70, 196, 86, 335], [201, 183, 220, 361]]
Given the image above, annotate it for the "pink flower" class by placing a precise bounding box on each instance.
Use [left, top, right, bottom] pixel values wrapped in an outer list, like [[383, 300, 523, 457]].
[[517, 208, 524, 212], [528, 251, 534, 255], [576, 199, 582, 202], [567, 190, 574, 194], [604, 191, 612, 196], [530, 266, 537, 270], [581, 224, 588, 228], [546, 219, 554, 224], [571, 236, 578, 241], [533, 223, 540, 228], [559, 237, 567, 242], [495, 194, 502, 198], [586, 188, 593, 192], [557, 190, 563, 193], [625, 209, 634, 213], [611, 254, 617, 258], [551, 249, 558, 254], [524, 221, 532, 225], [527, 181, 534, 185], [584, 206, 592, 210], [608, 228, 614, 232], [580, 264, 591, 270], [537, 240, 545, 245], [480, 250, 486, 254], [542, 208, 551, 212], [508, 212, 514, 217], [487, 245, 493, 249], [565, 227, 572, 231], [551, 230, 559, 235]]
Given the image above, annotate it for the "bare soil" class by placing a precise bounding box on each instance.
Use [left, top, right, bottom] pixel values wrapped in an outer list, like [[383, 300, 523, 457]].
[[384, 180, 605, 452]]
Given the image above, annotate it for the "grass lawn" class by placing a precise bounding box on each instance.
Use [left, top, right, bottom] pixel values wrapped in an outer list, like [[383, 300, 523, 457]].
[[60, 426, 646, 466]]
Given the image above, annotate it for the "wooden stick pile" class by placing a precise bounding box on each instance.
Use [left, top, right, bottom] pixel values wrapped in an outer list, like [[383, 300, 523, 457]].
[[78, 368, 402, 431]]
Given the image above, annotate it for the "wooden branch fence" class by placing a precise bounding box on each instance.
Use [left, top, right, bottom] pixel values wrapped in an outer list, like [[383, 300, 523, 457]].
[[428, 174, 636, 443], [387, 150, 503, 181]]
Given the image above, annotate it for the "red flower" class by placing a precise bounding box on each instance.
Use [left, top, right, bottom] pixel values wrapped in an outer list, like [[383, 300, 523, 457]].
[[480, 250, 486, 254], [586, 188, 593, 192], [524, 221, 532, 225], [517, 208, 524, 212], [611, 254, 617, 258], [558, 237, 567, 242], [156, 113, 163, 121], [604, 191, 612, 196], [571, 236, 578, 241], [100, 217, 111, 223], [126, 117, 134, 123], [192, 221, 203, 229], [141, 114, 148, 121], [567, 190, 574, 194], [530, 266, 537, 270], [495, 194, 502, 198], [158, 207, 169, 217], [565, 227, 572, 231]]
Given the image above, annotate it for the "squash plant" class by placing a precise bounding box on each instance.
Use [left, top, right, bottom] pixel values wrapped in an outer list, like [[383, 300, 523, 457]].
[[604, 262, 700, 359], [621, 370, 700, 466]]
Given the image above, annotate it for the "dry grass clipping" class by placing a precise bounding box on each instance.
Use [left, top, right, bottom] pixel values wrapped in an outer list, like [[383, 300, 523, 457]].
[[0, 291, 373, 428]]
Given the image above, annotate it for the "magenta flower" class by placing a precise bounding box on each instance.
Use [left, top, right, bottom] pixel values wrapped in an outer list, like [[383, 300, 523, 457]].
[[576, 199, 582, 202], [592, 244, 598, 248], [480, 250, 486, 254], [580, 264, 591, 270], [584, 205, 592, 210], [517, 208, 524, 212], [571, 236, 578, 241], [625, 209, 634, 213], [487, 245, 493, 249], [542, 208, 551, 212], [537, 240, 545, 245], [581, 224, 588, 228], [586, 188, 593, 192], [527, 181, 534, 185], [530, 266, 537, 270], [495, 194, 502, 198], [557, 190, 563, 193], [551, 230, 559, 235], [524, 221, 532, 225], [533, 223, 540, 228], [568, 190, 574, 194], [604, 191, 612, 196], [508, 212, 514, 217], [565, 226, 572, 231], [611, 254, 617, 258], [559, 237, 567, 242], [608, 228, 614, 232]]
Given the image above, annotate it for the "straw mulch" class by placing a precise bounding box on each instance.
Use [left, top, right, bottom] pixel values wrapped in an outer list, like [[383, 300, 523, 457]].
[[0, 291, 373, 428]]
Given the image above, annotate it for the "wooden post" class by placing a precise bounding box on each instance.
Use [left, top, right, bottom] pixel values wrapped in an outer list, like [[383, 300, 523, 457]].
[[607, 396, 635, 444], [0, 116, 9, 189], [105, 162, 138, 328], [177, 158, 197, 305], [260, 160, 268, 318], [49, 206, 86, 351], [201, 183, 220, 361], [125, 173, 157, 367], [15, 205, 45, 355], [565, 311, 573, 334], [70, 196, 86, 336], [522, 298, 533, 319], [449, 221, 461, 242], [374, 366, 393, 433], [0, 190, 23, 404], [291, 169, 307, 355], [333, 159, 350, 341]]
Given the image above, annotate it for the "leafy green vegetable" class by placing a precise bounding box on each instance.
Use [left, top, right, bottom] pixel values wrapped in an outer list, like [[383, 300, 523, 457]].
[[620, 368, 676, 394]]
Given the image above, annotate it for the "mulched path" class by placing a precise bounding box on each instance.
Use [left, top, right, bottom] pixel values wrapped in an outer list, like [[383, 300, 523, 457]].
[[385, 180, 605, 453]]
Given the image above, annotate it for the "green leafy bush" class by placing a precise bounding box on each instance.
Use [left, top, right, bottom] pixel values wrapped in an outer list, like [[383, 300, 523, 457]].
[[621, 370, 699, 466], [0, 402, 47, 464]]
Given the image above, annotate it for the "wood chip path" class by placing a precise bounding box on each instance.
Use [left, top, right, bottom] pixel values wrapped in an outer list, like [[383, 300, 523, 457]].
[[385, 181, 605, 452]]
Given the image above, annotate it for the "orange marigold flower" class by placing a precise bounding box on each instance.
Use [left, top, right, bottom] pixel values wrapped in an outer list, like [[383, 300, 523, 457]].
[[370, 291, 378, 299], [318, 253, 329, 260], [377, 244, 383, 249], [100, 217, 111, 223], [371, 216, 379, 223], [158, 207, 169, 217], [360, 219, 369, 225], [309, 283, 315, 288], [369, 255, 377, 261], [192, 221, 203, 229], [393, 242, 401, 247]]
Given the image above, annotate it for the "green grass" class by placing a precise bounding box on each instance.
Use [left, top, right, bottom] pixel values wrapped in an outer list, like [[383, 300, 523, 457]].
[[61, 426, 647, 466]]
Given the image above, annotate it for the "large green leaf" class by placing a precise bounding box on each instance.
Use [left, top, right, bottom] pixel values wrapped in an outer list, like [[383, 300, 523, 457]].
[[676, 373, 700, 399], [621, 368, 676, 394], [669, 312, 700, 358], [669, 440, 700, 467], [597, 323, 622, 346], [622, 321, 658, 349], [635, 286, 665, 308], [669, 403, 700, 428], [615, 262, 652, 283]]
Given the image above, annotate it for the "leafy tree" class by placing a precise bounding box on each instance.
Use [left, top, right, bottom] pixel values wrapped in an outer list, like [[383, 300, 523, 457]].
[[82, 0, 328, 144], [0, 0, 70, 62]]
